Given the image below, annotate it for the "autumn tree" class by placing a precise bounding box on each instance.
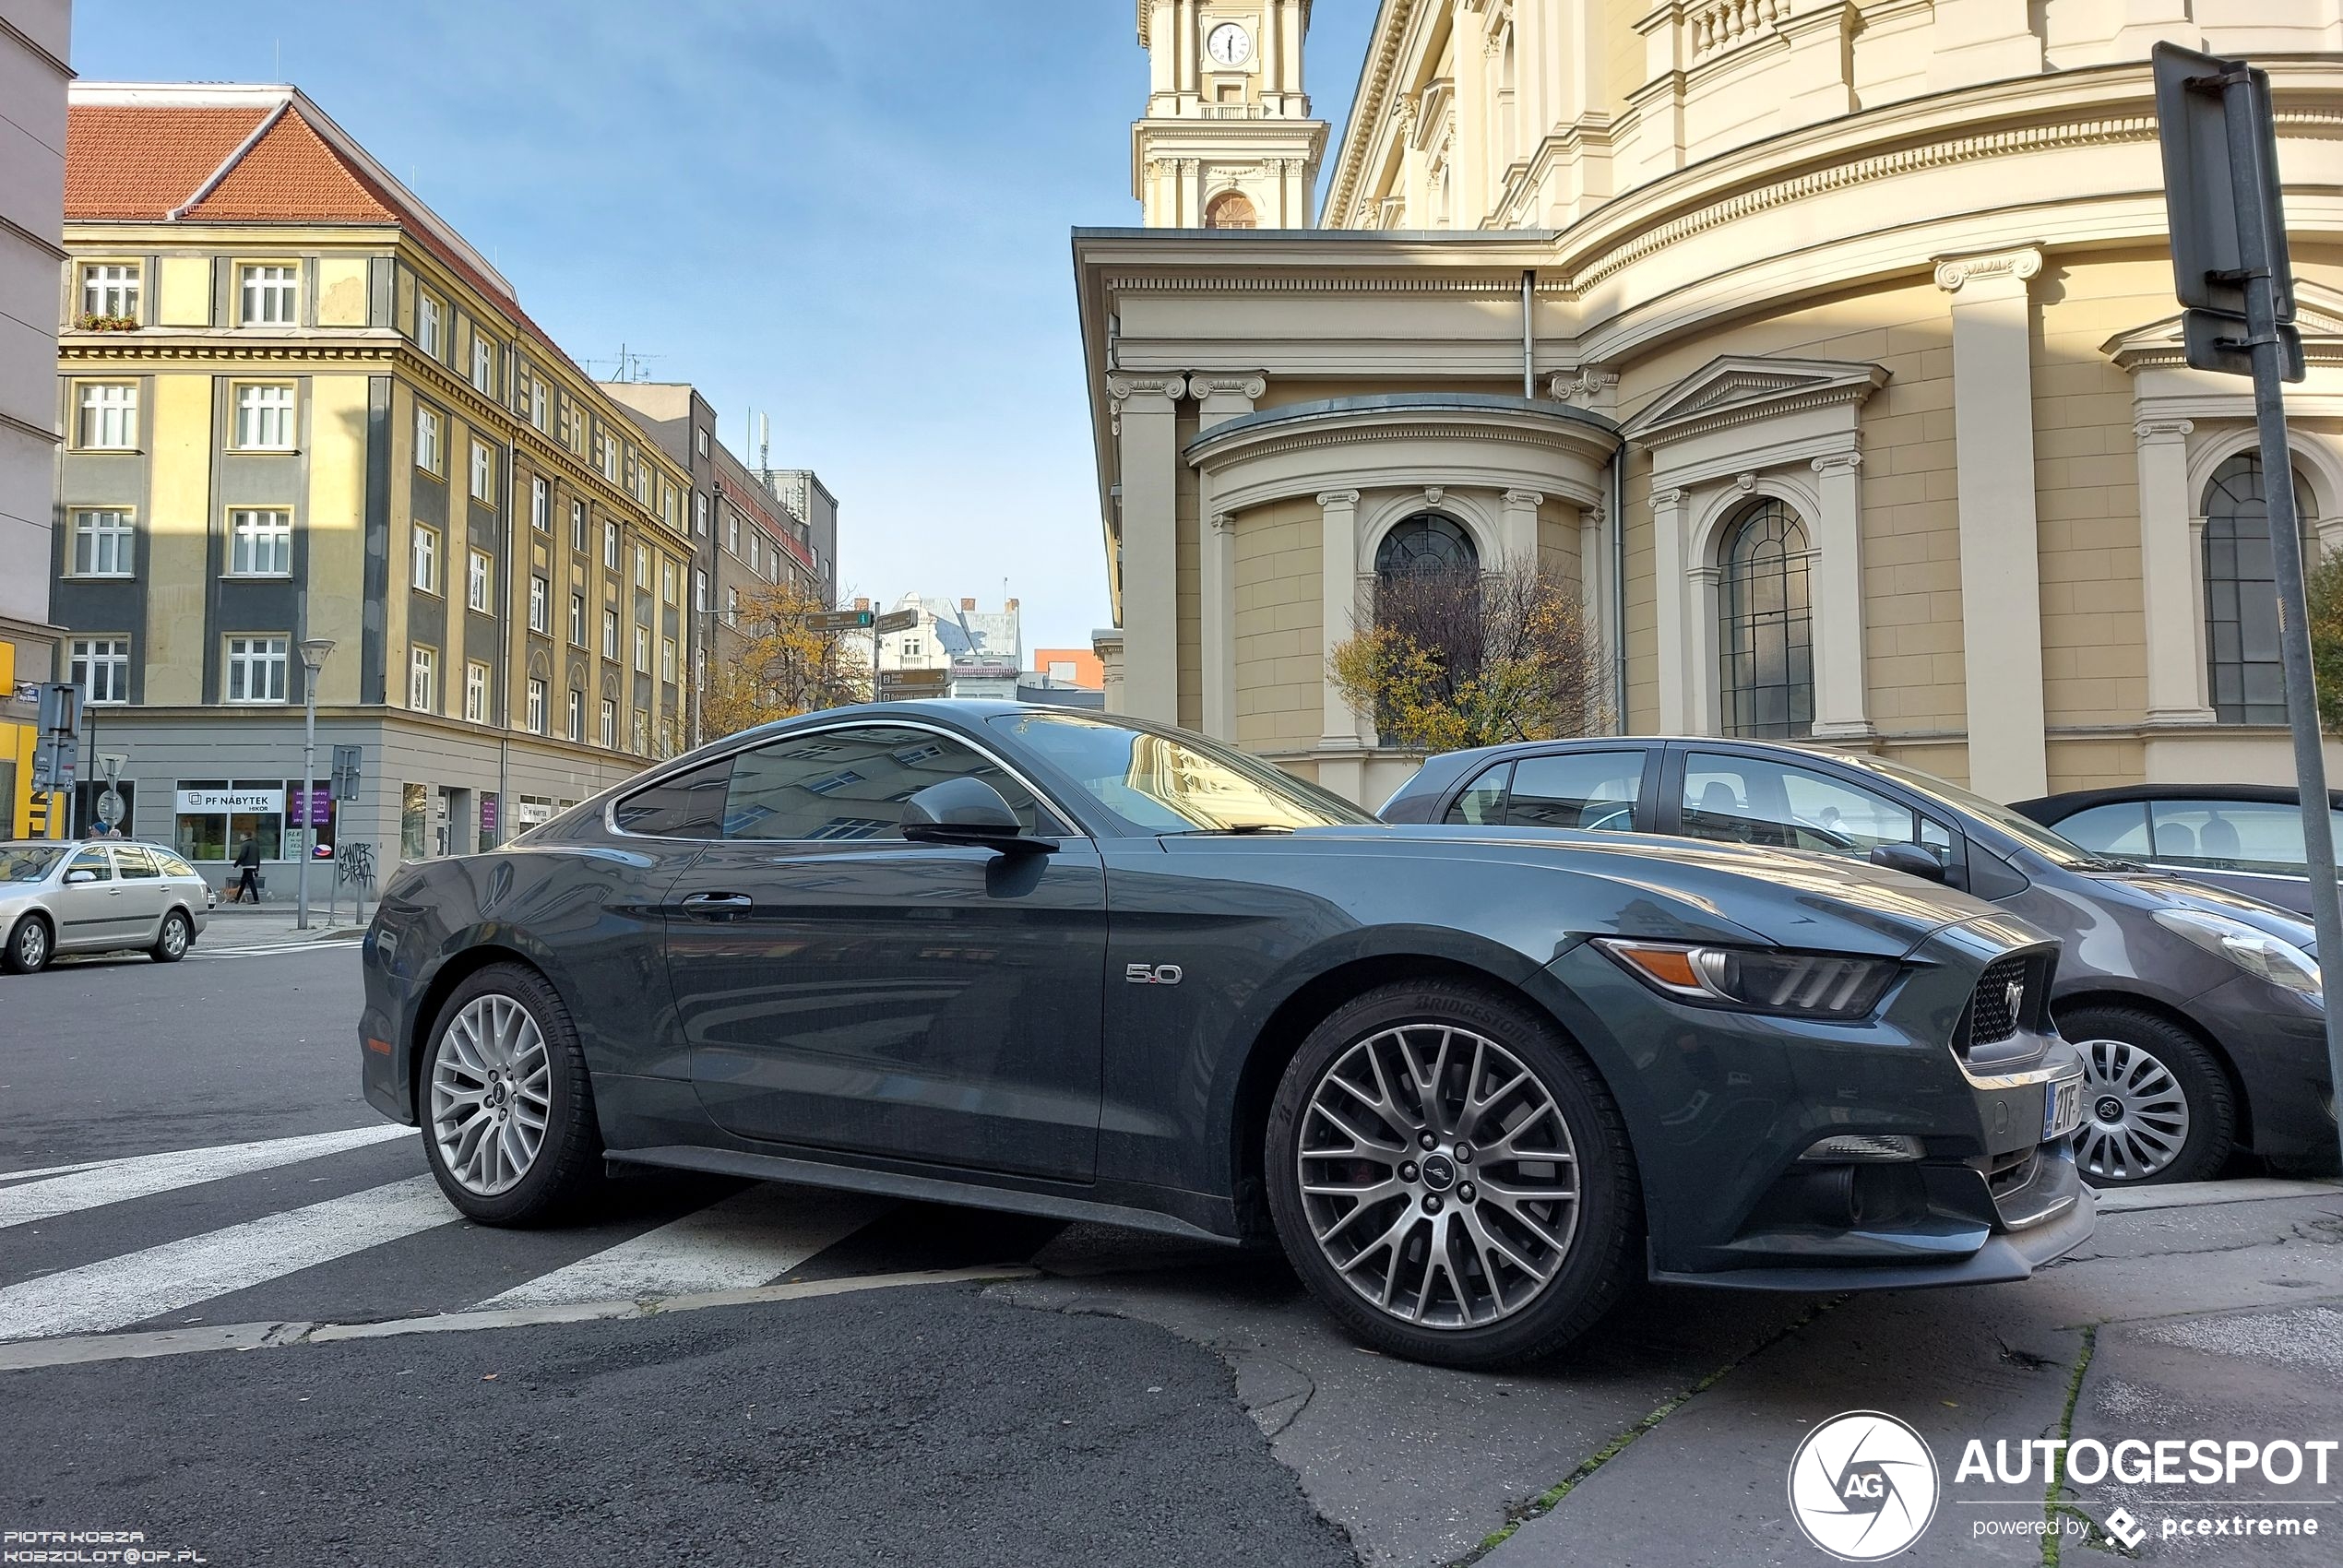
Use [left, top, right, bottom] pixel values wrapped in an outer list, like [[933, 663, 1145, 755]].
[[2307, 546, 2343, 732], [1329, 558, 1609, 752], [698, 578, 874, 740]]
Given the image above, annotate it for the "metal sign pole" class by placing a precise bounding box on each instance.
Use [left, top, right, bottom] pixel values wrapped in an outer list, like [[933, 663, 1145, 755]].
[[2216, 70, 2343, 1174]]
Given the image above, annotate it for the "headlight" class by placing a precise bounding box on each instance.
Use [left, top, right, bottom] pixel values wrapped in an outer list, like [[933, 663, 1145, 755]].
[[1596, 939, 1899, 1019], [2153, 908, 2323, 998]]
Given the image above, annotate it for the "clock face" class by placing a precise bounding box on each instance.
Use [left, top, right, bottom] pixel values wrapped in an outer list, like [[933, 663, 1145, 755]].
[[1207, 21, 1252, 67]]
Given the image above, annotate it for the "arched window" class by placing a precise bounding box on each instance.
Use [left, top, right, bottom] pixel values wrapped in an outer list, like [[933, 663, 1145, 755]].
[[2204, 453, 2317, 724], [1374, 514, 1478, 582], [1717, 497, 1814, 739], [1204, 191, 1258, 230]]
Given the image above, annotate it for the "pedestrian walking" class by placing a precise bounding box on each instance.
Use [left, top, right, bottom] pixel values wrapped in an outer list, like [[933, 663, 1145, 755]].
[[230, 833, 263, 903]]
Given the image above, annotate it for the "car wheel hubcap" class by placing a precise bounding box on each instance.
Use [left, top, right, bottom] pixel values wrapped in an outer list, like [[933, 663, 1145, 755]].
[[2074, 1038, 2191, 1182], [162, 919, 186, 956], [1297, 1023, 1579, 1330], [430, 994, 554, 1196], [19, 924, 45, 967]]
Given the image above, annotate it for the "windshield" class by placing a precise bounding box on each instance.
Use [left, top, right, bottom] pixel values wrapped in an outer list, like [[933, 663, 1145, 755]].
[[1836, 755, 2105, 867], [989, 711, 1374, 834], [0, 845, 68, 883]]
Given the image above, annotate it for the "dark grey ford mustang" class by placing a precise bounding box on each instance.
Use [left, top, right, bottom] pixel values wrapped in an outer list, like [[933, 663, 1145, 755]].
[[361, 703, 2093, 1367]]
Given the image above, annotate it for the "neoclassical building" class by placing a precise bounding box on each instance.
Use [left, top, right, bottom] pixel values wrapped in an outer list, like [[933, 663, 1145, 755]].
[[1081, 0, 2343, 806]]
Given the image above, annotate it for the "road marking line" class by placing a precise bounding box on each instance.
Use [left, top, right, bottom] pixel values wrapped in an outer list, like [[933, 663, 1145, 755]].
[[0, 1265, 1040, 1372], [2095, 1178, 2343, 1214], [0, 1123, 410, 1230], [0, 1174, 457, 1342], [0, 1160, 107, 1184], [478, 1184, 895, 1308], [187, 939, 363, 959]]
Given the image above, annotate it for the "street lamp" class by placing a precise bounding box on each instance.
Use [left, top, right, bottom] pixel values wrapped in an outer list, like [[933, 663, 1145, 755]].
[[296, 638, 335, 932]]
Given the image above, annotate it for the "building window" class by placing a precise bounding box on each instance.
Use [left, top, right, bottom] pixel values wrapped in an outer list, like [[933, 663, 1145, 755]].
[[465, 661, 490, 723], [81, 263, 140, 323], [602, 609, 620, 659], [748, 533, 760, 574], [467, 549, 494, 612], [695, 493, 708, 535], [661, 637, 677, 683], [527, 377, 548, 434], [696, 427, 709, 456], [726, 514, 739, 554], [527, 677, 547, 734], [531, 476, 551, 532], [603, 520, 620, 569], [1204, 190, 1259, 230], [600, 698, 618, 748], [69, 509, 136, 576], [470, 441, 495, 504], [569, 592, 586, 647], [418, 293, 443, 356], [636, 546, 650, 590], [1717, 497, 1815, 740], [661, 560, 678, 604], [470, 337, 494, 395], [225, 636, 290, 703], [232, 384, 296, 450], [2204, 452, 2317, 724], [239, 265, 298, 326], [227, 509, 293, 577], [529, 576, 550, 634], [571, 499, 588, 552], [661, 484, 679, 529], [567, 687, 584, 741], [415, 406, 443, 474], [598, 431, 620, 484], [631, 454, 651, 506], [634, 625, 651, 673], [695, 569, 708, 613], [71, 638, 131, 705], [411, 525, 440, 593], [410, 646, 437, 711], [76, 383, 138, 449], [1374, 514, 1478, 581]]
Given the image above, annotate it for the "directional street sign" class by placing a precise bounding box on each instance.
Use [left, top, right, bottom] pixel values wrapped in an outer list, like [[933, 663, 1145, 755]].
[[874, 609, 922, 635], [331, 744, 363, 802], [812, 609, 876, 634], [877, 669, 951, 698]]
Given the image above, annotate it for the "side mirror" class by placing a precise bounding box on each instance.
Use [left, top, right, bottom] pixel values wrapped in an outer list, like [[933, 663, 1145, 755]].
[[63, 868, 99, 885], [1870, 842, 1947, 884], [900, 778, 1055, 854]]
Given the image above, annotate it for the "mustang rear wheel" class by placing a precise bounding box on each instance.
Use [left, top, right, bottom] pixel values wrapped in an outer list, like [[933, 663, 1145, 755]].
[[1266, 980, 1641, 1368], [420, 963, 603, 1224]]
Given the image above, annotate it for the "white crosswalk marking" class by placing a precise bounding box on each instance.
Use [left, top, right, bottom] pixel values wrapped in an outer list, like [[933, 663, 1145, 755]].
[[0, 1174, 458, 1342], [0, 1123, 411, 1230], [479, 1184, 896, 1308]]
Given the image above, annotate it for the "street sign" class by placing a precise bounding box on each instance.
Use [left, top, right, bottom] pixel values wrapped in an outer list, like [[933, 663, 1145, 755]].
[[877, 669, 951, 698], [37, 683, 80, 738], [95, 789, 124, 826], [30, 733, 75, 793], [98, 753, 126, 784], [812, 610, 876, 634], [874, 609, 922, 635], [330, 744, 363, 802], [2153, 43, 2305, 381]]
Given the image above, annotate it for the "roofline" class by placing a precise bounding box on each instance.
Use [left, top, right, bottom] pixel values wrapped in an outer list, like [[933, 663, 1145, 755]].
[[1184, 391, 1621, 457], [1070, 224, 1560, 244]]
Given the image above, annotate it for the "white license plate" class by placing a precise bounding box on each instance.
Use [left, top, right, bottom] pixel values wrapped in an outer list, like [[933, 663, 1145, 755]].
[[2045, 1077, 2084, 1141]]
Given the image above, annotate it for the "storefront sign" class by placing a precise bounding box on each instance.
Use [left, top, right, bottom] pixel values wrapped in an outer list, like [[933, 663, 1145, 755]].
[[176, 788, 283, 814], [288, 786, 333, 826]]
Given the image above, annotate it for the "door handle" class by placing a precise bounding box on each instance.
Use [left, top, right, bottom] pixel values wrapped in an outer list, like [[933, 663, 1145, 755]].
[[680, 892, 752, 918]]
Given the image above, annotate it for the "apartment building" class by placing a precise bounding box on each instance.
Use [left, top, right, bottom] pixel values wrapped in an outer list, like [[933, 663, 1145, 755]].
[[53, 83, 696, 882]]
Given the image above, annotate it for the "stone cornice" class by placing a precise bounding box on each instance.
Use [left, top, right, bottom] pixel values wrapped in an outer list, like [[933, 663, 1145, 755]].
[[1107, 270, 1570, 297], [1623, 356, 1889, 445], [0, 408, 62, 445], [1933, 245, 2043, 292], [1327, 0, 1427, 228]]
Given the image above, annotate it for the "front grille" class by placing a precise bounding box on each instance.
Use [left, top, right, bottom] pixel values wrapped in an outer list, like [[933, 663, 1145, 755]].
[[1956, 953, 2040, 1063], [1985, 1146, 2039, 1199]]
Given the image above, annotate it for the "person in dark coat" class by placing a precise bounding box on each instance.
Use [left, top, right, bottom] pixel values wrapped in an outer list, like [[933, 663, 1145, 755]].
[[231, 834, 263, 903]]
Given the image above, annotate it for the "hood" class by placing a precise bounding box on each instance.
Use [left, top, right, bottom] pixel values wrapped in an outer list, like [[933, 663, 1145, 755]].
[[2075, 868, 2317, 952], [1242, 824, 2017, 958]]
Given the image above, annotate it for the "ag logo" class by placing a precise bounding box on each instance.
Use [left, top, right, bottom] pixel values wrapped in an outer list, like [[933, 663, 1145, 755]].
[[1787, 1410, 1939, 1561], [1124, 963, 1183, 985]]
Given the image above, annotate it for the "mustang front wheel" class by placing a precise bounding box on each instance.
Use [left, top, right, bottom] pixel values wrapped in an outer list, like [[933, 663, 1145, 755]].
[[1266, 980, 1640, 1368]]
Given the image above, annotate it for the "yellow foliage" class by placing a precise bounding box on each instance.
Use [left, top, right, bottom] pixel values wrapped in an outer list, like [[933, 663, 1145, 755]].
[[698, 580, 873, 740]]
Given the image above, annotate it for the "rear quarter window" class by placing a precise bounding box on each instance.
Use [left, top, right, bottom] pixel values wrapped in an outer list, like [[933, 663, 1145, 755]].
[[613, 758, 735, 837]]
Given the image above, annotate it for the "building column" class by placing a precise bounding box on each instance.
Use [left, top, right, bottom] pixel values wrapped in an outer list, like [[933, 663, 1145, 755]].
[[1318, 489, 1364, 751], [1686, 564, 1721, 735], [1110, 373, 1186, 722], [1192, 376, 1262, 742], [1500, 488, 1543, 571], [1808, 451, 1873, 739], [1938, 247, 2049, 800], [2135, 418, 2215, 724], [1651, 486, 1692, 732]]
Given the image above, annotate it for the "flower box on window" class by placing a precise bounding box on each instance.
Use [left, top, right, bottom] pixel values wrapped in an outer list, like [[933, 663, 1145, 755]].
[[76, 314, 139, 333]]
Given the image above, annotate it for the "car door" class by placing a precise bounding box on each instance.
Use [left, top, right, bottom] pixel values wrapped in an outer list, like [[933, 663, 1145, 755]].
[[1664, 746, 1958, 875], [109, 843, 171, 942], [50, 845, 127, 950], [662, 722, 1109, 1182]]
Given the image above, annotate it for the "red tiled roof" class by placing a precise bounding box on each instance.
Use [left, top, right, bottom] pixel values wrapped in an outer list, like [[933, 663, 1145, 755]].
[[184, 109, 398, 223], [65, 105, 269, 220]]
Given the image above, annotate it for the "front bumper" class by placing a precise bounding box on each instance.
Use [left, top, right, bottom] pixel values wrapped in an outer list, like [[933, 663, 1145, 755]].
[[1542, 914, 2096, 1290], [2188, 974, 2338, 1174]]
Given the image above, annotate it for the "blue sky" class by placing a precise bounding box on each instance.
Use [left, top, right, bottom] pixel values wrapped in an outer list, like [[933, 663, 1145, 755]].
[[71, 0, 1379, 658]]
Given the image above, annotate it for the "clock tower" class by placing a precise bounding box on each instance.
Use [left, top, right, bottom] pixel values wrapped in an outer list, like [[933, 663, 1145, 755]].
[[1133, 0, 1326, 229]]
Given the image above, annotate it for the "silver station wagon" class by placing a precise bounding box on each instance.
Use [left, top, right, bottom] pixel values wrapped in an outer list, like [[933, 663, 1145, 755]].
[[0, 839, 215, 973]]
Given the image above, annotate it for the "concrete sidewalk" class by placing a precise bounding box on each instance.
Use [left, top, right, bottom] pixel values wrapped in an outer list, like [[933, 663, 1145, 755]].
[[194, 901, 369, 947]]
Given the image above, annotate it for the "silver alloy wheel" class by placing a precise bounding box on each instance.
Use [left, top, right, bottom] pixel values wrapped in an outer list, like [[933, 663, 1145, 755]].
[[2074, 1037, 2192, 1182], [1297, 1023, 1580, 1329], [15, 919, 48, 970], [430, 992, 555, 1196], [159, 914, 188, 957]]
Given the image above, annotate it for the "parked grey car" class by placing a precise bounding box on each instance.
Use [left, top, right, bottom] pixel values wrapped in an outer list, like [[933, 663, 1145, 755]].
[[1384, 738, 2337, 1187], [363, 704, 2091, 1369], [0, 839, 214, 973], [2008, 784, 2343, 919]]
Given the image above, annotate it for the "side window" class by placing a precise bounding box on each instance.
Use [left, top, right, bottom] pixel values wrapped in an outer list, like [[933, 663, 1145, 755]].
[[1507, 751, 1647, 833], [1444, 763, 1510, 826], [613, 758, 734, 837], [69, 847, 113, 882], [2147, 800, 2335, 873], [116, 844, 162, 879], [724, 727, 1046, 843], [1681, 753, 1920, 858], [159, 852, 197, 877], [2052, 802, 2150, 858]]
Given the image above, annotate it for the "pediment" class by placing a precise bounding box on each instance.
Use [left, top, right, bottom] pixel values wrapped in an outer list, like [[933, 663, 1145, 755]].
[[2103, 279, 2343, 369], [1621, 355, 1890, 445]]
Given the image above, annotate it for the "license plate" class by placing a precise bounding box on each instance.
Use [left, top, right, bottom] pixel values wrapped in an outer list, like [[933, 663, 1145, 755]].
[[2045, 1077, 2084, 1141]]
